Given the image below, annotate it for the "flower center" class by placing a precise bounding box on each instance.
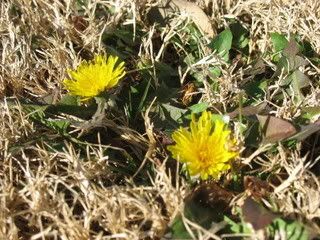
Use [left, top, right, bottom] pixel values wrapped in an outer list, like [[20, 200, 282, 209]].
[[198, 145, 211, 165]]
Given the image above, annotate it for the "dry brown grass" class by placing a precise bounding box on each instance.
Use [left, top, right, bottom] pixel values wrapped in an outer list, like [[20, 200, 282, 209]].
[[1, 0, 320, 239]]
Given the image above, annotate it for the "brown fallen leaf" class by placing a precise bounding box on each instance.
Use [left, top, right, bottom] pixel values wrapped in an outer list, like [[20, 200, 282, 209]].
[[228, 102, 269, 119], [256, 115, 297, 144], [148, 0, 215, 37], [242, 197, 277, 230]]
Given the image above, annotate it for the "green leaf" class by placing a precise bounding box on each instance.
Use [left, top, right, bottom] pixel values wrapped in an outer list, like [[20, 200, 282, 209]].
[[243, 78, 268, 100], [155, 62, 179, 88], [224, 215, 253, 235], [291, 70, 310, 89], [188, 102, 209, 113], [46, 104, 97, 120], [23, 104, 49, 119], [275, 55, 307, 77], [230, 21, 249, 49], [23, 104, 71, 134], [46, 119, 71, 134], [155, 82, 179, 103], [184, 52, 196, 66], [209, 66, 222, 79], [278, 70, 309, 103], [291, 70, 310, 102], [268, 218, 310, 240], [209, 29, 233, 61], [211, 114, 226, 123], [161, 103, 187, 122], [59, 94, 80, 106], [274, 38, 307, 77], [128, 61, 154, 119], [271, 32, 288, 53], [301, 106, 320, 121], [130, 86, 138, 94], [299, 39, 316, 58], [169, 216, 192, 239], [76, 0, 88, 8]]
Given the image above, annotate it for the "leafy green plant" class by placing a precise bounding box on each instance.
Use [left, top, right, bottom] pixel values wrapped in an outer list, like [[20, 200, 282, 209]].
[[209, 29, 233, 62]]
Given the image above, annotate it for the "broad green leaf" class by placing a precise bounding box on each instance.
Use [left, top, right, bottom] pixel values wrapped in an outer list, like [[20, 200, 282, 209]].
[[224, 215, 253, 235], [59, 94, 79, 106], [227, 198, 313, 239], [291, 70, 310, 102], [268, 218, 310, 240], [276, 56, 293, 74], [274, 38, 307, 77], [46, 119, 70, 134], [155, 82, 179, 103], [243, 78, 268, 100], [161, 103, 187, 122], [23, 104, 71, 134], [230, 21, 249, 49], [299, 39, 316, 58], [155, 62, 179, 88], [245, 59, 266, 76], [301, 106, 320, 121], [209, 29, 233, 61], [211, 114, 227, 123], [188, 102, 209, 113], [270, 32, 288, 53], [275, 55, 307, 77], [192, 71, 205, 83], [209, 66, 222, 79], [113, 28, 138, 47], [130, 86, 138, 94], [45, 102, 96, 120], [291, 70, 310, 89], [279, 68, 307, 87], [23, 104, 48, 119], [278, 70, 309, 103], [169, 216, 192, 239]]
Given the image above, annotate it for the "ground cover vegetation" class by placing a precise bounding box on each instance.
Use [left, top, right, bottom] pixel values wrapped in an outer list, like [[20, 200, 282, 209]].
[[1, 0, 320, 239]]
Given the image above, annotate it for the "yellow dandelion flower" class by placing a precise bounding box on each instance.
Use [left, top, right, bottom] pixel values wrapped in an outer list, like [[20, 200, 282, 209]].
[[168, 111, 238, 180], [63, 54, 125, 100]]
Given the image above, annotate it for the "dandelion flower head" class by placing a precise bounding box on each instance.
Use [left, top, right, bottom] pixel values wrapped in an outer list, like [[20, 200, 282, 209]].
[[63, 54, 125, 100], [168, 110, 238, 180]]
